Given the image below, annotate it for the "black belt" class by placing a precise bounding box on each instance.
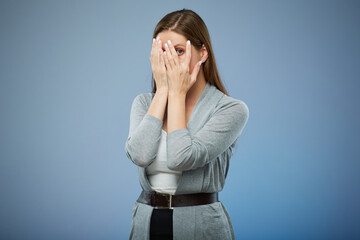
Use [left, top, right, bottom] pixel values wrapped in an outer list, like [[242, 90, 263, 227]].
[[137, 190, 218, 209]]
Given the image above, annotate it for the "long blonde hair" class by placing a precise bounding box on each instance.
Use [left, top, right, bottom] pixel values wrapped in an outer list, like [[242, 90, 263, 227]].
[[151, 9, 228, 95]]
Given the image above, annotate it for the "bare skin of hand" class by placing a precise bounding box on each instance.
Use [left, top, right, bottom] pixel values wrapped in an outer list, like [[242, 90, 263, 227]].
[[146, 37, 168, 121], [161, 39, 203, 133], [162, 39, 202, 96], [150, 37, 168, 92]]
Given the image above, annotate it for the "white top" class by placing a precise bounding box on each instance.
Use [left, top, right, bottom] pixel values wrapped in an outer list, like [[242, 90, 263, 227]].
[[146, 129, 182, 194]]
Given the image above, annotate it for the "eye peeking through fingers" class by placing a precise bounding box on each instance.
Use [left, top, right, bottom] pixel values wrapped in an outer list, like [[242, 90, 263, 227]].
[[176, 49, 184, 56]]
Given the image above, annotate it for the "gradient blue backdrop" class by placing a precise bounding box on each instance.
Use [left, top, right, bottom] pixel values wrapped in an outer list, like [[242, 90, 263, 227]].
[[1, 0, 359, 239]]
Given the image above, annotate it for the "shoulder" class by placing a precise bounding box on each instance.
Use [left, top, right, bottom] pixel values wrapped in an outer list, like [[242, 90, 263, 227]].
[[211, 86, 249, 120], [203, 85, 249, 136], [219, 94, 249, 116]]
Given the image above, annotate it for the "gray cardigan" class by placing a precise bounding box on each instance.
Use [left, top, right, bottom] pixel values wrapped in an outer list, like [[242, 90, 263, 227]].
[[125, 82, 249, 239]]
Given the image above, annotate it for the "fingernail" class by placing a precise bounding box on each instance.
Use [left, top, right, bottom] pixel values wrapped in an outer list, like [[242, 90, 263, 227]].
[[153, 38, 155, 43], [187, 40, 190, 45], [165, 43, 168, 48], [159, 40, 161, 44], [168, 40, 171, 45], [164, 51, 167, 55], [156, 36, 160, 41]]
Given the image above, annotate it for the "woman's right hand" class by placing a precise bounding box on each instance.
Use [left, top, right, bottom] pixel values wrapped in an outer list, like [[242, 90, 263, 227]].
[[150, 37, 168, 92]]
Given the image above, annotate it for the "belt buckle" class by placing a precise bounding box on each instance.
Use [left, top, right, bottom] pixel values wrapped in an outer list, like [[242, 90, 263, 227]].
[[155, 192, 173, 210]]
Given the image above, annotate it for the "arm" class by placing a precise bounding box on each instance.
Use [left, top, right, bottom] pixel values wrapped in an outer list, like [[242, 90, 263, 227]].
[[166, 99, 249, 171], [167, 92, 186, 133], [125, 37, 169, 167], [124, 92, 167, 167], [163, 39, 202, 134]]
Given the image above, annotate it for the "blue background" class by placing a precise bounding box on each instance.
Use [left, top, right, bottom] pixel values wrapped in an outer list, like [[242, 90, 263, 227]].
[[1, 0, 359, 239]]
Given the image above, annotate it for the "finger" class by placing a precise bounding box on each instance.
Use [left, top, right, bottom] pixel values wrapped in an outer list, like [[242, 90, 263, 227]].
[[150, 39, 158, 73], [163, 48, 171, 70], [159, 50, 167, 71], [153, 36, 160, 55], [185, 40, 191, 67], [167, 40, 179, 65], [164, 42, 175, 67], [190, 60, 202, 82], [151, 37, 155, 53], [150, 37, 156, 62], [159, 48, 166, 69], [156, 38, 162, 66]]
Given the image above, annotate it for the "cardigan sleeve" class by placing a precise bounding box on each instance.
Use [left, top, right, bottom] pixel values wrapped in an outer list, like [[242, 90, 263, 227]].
[[166, 98, 249, 171], [124, 94, 163, 167]]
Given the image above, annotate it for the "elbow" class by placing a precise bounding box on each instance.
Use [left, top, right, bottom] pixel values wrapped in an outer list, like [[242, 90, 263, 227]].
[[134, 159, 151, 168], [167, 151, 194, 171], [125, 140, 154, 168], [167, 132, 207, 171], [128, 153, 151, 168], [167, 156, 184, 171], [167, 143, 208, 171]]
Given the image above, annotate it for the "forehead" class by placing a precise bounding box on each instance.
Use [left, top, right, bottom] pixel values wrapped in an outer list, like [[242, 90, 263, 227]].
[[157, 30, 187, 44]]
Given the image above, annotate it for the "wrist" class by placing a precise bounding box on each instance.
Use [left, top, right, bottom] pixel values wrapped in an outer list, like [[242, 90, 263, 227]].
[[155, 88, 168, 96], [168, 90, 186, 98]]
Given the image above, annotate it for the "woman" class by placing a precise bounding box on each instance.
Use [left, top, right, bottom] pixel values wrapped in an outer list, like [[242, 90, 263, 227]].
[[125, 9, 249, 240]]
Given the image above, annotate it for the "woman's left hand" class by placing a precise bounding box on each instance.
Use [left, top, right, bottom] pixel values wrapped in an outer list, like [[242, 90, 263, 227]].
[[162, 40, 202, 95]]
